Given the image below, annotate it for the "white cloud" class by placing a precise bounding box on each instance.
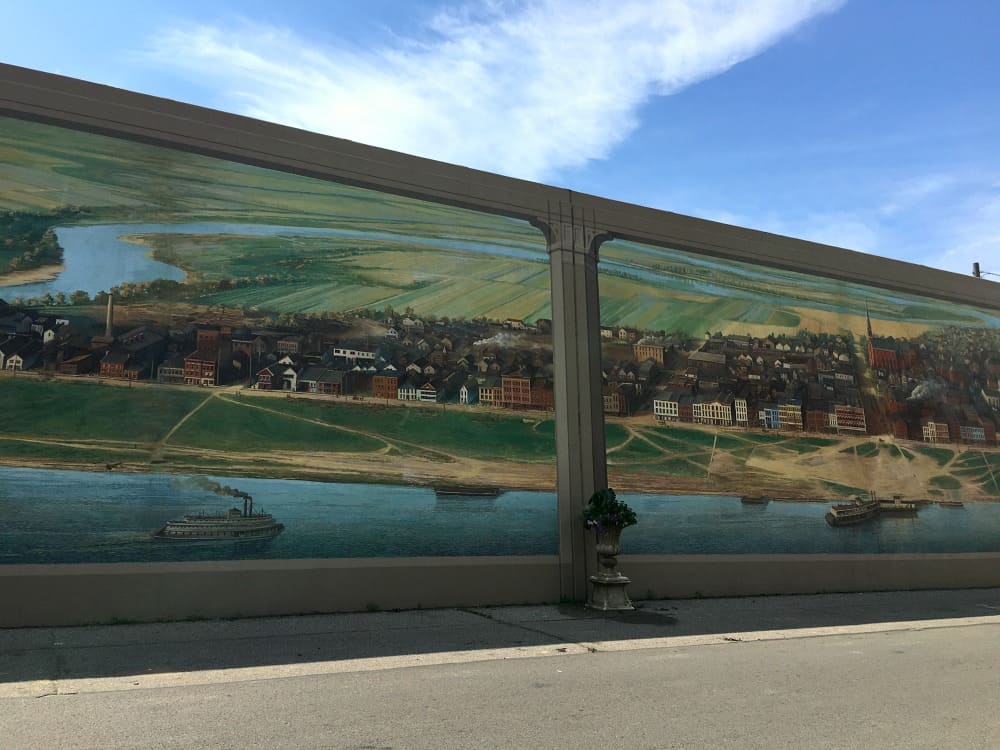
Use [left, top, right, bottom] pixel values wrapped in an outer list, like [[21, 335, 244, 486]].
[[794, 214, 882, 254], [939, 190, 1000, 277], [145, 0, 842, 181], [686, 206, 882, 256], [878, 173, 958, 218], [689, 173, 1000, 277], [868, 172, 1000, 275]]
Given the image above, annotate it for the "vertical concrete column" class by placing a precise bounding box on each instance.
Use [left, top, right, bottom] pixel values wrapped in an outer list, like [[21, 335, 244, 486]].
[[534, 205, 611, 602]]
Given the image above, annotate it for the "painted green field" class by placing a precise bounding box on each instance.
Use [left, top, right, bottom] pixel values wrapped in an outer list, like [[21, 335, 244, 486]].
[[0, 118, 543, 243], [607, 436, 668, 463], [604, 423, 630, 449], [638, 457, 712, 477], [169, 399, 387, 453], [954, 451, 1000, 470], [0, 379, 558, 467], [273, 398, 556, 463], [779, 438, 832, 454], [134, 232, 552, 319], [929, 475, 962, 490], [0, 379, 204, 442], [952, 451, 1000, 495], [645, 424, 718, 447], [638, 430, 695, 452], [3, 378, 999, 497], [0, 438, 144, 464], [846, 442, 881, 458], [884, 443, 907, 459], [911, 446, 954, 466], [598, 238, 993, 332]]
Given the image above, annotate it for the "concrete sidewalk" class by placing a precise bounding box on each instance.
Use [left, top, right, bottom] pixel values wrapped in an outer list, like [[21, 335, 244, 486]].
[[3, 588, 1000, 748], [4, 587, 1000, 695]]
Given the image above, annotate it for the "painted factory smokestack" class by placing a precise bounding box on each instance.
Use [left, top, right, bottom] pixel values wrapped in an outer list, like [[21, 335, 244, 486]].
[[105, 294, 114, 338]]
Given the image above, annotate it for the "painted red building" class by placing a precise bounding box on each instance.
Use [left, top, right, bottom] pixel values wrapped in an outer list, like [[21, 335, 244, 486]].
[[99, 350, 130, 379], [196, 327, 222, 351], [184, 349, 219, 386], [530, 379, 555, 411], [372, 373, 400, 400], [984, 420, 998, 445], [677, 401, 695, 422], [865, 307, 899, 373], [501, 375, 532, 409], [805, 408, 829, 433]]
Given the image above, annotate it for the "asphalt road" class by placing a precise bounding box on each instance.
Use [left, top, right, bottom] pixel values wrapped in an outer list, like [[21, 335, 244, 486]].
[[4, 604, 1000, 749]]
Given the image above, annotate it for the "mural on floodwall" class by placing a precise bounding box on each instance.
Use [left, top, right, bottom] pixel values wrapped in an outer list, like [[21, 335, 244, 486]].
[[0, 117, 558, 564], [597, 239, 1000, 554], [5, 113, 999, 563]]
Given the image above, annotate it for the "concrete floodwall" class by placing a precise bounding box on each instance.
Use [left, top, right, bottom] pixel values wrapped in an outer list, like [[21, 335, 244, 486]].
[[8, 553, 1000, 626], [3, 64, 1000, 627], [625, 553, 1000, 599], [0, 557, 561, 627]]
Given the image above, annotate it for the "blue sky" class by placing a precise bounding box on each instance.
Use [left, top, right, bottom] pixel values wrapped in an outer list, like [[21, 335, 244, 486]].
[[3, 0, 999, 277]]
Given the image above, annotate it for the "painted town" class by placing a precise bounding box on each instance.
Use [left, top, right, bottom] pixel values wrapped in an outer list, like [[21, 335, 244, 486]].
[[1, 285, 998, 501]]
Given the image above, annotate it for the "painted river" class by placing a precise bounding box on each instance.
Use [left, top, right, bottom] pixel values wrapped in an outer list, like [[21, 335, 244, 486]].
[[2, 467, 1000, 564]]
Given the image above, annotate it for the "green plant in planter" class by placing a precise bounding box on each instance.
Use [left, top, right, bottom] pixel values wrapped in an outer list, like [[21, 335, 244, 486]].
[[582, 488, 637, 531]]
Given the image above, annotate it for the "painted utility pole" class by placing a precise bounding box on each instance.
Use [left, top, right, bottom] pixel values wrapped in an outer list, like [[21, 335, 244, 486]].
[[535, 204, 611, 602]]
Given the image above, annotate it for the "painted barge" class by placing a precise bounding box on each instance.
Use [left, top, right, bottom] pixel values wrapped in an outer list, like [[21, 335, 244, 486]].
[[433, 485, 502, 497]]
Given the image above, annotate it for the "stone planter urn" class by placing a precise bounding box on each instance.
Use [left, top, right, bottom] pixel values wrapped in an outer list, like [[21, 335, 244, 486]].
[[587, 526, 634, 611], [583, 488, 636, 612]]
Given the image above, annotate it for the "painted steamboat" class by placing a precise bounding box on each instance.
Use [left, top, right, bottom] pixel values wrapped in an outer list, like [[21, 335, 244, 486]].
[[825, 491, 920, 527], [153, 496, 283, 541], [825, 491, 880, 527]]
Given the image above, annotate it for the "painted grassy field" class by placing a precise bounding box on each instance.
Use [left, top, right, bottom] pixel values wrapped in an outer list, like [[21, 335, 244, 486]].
[[2, 377, 998, 496], [270, 397, 556, 463], [0, 378, 556, 469], [951, 451, 1000, 494], [612, 418, 1000, 499], [598, 237, 997, 337], [132, 232, 553, 318], [168, 398, 389, 453], [0, 118, 543, 244], [0, 438, 146, 465], [0, 378, 204, 442]]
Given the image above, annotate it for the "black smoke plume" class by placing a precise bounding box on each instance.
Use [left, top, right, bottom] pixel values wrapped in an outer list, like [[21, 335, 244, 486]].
[[193, 478, 252, 502]]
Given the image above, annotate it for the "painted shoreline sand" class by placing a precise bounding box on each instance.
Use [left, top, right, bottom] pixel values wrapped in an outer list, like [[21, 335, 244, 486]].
[[0, 263, 66, 286]]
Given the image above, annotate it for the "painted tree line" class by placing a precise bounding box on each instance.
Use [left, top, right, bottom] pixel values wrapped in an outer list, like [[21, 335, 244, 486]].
[[0, 207, 88, 274]]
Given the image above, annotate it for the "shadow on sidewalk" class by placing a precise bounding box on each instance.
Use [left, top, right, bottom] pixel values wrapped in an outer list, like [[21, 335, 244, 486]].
[[2, 587, 999, 685]]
